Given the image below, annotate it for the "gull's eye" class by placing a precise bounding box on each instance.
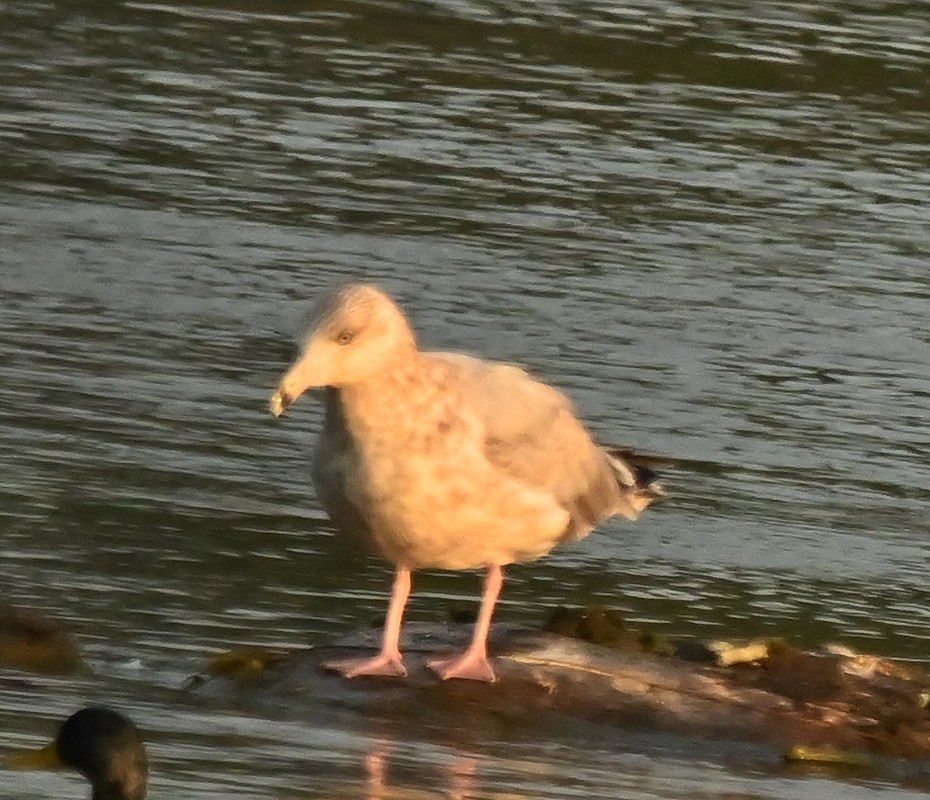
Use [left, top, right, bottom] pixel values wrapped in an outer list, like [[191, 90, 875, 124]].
[[334, 329, 355, 345]]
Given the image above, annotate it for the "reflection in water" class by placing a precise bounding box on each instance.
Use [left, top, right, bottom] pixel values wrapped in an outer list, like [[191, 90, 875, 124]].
[[363, 740, 477, 800], [1, 0, 929, 798]]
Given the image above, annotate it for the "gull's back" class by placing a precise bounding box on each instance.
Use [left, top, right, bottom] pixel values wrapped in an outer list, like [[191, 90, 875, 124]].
[[311, 348, 653, 564]]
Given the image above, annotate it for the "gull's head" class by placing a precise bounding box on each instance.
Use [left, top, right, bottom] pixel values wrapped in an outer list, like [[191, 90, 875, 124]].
[[270, 283, 416, 416]]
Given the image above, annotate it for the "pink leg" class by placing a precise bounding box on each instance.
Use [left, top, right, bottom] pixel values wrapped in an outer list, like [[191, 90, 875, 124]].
[[324, 567, 411, 678], [428, 564, 503, 682]]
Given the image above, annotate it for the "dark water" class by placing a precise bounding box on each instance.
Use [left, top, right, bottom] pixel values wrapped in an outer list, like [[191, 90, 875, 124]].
[[2, 1, 929, 797]]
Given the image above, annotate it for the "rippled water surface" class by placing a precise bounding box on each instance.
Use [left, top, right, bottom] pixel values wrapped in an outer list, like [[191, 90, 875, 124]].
[[2, 1, 929, 797]]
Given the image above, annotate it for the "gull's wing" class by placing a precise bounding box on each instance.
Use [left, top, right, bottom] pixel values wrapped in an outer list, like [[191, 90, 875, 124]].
[[429, 352, 650, 539]]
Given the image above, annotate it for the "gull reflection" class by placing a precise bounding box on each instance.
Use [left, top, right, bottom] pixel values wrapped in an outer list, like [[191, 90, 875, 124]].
[[362, 737, 478, 800]]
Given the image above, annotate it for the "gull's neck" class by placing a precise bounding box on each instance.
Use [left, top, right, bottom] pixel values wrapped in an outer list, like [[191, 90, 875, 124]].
[[338, 350, 450, 443]]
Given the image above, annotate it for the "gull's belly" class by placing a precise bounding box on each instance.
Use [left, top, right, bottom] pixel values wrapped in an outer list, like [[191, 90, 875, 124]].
[[345, 446, 571, 570]]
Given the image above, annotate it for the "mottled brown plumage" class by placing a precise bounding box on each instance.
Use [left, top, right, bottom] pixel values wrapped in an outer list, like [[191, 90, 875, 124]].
[[271, 284, 661, 681]]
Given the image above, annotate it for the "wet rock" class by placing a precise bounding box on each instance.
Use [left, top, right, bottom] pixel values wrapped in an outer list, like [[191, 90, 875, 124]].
[[740, 642, 845, 704], [186, 612, 930, 764], [784, 744, 874, 769], [543, 605, 644, 649], [0, 604, 82, 674], [183, 647, 289, 690]]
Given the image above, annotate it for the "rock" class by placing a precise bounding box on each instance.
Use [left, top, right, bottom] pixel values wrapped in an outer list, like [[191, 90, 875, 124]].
[[185, 618, 930, 763], [0, 604, 82, 674]]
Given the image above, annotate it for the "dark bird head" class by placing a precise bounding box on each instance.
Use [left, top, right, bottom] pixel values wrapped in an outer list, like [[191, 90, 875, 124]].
[[6, 706, 148, 800]]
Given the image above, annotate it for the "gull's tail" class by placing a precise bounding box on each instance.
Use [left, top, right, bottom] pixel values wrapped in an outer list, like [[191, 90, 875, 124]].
[[605, 447, 667, 519]]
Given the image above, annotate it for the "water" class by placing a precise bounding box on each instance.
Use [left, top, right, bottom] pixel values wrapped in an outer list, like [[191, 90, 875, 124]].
[[1, 1, 929, 797]]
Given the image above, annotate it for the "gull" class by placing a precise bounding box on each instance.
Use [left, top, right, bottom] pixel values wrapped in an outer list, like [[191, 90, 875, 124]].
[[271, 284, 662, 682]]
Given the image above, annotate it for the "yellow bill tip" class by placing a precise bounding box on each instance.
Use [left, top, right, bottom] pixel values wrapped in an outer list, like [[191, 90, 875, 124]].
[[5, 741, 62, 770], [269, 389, 288, 417]]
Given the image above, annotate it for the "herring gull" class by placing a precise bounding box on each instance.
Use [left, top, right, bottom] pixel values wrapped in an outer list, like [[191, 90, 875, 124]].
[[270, 284, 662, 682]]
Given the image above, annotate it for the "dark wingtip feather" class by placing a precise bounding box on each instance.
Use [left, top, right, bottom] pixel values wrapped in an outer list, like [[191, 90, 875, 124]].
[[605, 447, 667, 496]]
